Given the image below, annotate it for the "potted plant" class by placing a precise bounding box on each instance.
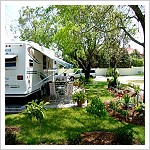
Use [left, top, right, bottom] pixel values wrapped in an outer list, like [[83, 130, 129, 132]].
[[72, 90, 87, 107]]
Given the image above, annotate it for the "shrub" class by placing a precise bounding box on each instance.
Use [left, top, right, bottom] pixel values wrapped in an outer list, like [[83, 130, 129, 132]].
[[66, 132, 81, 145], [106, 67, 114, 77], [23, 100, 49, 121], [115, 126, 133, 145], [22, 100, 49, 143], [131, 58, 144, 67], [109, 101, 118, 111], [86, 97, 106, 118], [134, 101, 145, 119], [86, 77, 94, 83], [120, 93, 132, 110]]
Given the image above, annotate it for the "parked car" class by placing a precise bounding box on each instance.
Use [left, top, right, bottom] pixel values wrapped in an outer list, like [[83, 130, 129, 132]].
[[68, 69, 96, 81]]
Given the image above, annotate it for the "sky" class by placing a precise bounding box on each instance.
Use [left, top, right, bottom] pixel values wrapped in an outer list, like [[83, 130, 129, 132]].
[[4, 1, 144, 53]]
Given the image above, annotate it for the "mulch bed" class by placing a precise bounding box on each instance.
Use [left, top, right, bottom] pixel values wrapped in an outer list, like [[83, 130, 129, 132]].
[[5, 126, 20, 134], [81, 131, 117, 145], [105, 87, 145, 126]]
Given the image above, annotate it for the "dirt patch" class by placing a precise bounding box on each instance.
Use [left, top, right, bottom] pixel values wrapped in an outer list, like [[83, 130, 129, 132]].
[[81, 131, 117, 145], [106, 107, 145, 126], [5, 126, 20, 134]]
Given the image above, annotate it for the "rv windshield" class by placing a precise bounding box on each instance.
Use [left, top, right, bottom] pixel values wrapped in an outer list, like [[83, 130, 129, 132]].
[[5, 57, 16, 67]]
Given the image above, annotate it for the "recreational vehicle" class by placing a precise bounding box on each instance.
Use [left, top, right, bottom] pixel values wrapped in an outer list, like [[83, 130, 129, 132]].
[[5, 41, 72, 98]]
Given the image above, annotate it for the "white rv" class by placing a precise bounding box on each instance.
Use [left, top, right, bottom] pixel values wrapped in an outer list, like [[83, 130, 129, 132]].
[[5, 41, 72, 98]]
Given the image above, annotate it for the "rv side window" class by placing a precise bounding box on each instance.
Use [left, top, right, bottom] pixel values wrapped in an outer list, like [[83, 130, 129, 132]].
[[29, 59, 33, 67], [5, 57, 16, 67]]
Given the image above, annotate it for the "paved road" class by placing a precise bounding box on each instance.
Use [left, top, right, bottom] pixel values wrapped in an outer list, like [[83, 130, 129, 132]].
[[94, 75, 144, 90]]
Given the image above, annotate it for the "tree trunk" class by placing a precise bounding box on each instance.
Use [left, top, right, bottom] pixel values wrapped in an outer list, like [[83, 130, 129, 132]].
[[84, 65, 91, 80], [85, 70, 90, 80], [113, 67, 117, 88]]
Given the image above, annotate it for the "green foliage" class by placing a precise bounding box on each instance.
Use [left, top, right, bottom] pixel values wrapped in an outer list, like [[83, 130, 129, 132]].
[[15, 5, 139, 75], [116, 48, 132, 68], [86, 97, 106, 118], [115, 126, 133, 145], [117, 108, 129, 117], [79, 75, 86, 85], [109, 101, 119, 112], [66, 132, 81, 145], [22, 100, 49, 143], [73, 80, 83, 87], [122, 93, 131, 104], [86, 77, 94, 84], [5, 93, 145, 144], [79, 75, 94, 84], [128, 83, 141, 94], [109, 100, 129, 117], [23, 100, 49, 122], [120, 93, 133, 109], [135, 101, 145, 118], [72, 91, 87, 104], [107, 77, 120, 89], [131, 58, 144, 67], [106, 68, 114, 77], [130, 49, 142, 59]]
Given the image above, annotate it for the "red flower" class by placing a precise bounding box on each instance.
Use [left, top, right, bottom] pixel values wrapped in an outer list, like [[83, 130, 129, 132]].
[[118, 93, 123, 97]]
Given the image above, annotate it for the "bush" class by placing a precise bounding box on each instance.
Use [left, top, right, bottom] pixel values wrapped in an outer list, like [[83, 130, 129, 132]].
[[106, 68, 114, 77], [131, 58, 144, 67], [135, 101, 145, 119], [86, 97, 106, 118], [66, 132, 81, 145], [115, 126, 133, 145], [107, 77, 120, 89]]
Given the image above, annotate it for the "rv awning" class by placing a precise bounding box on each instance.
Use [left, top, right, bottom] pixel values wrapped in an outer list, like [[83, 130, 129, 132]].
[[29, 42, 73, 69], [53, 56, 73, 69], [5, 54, 18, 59]]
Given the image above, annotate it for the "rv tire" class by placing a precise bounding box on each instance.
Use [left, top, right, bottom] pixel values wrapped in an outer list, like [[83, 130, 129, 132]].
[[40, 86, 44, 97]]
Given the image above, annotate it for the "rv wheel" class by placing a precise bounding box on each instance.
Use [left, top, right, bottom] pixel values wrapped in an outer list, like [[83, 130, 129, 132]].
[[40, 86, 44, 97], [43, 85, 47, 95]]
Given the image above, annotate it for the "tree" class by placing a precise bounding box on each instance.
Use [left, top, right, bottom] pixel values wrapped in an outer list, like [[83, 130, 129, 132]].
[[52, 5, 115, 80], [15, 5, 139, 80], [130, 49, 142, 59], [15, 6, 56, 47], [119, 5, 145, 48], [128, 5, 145, 47]]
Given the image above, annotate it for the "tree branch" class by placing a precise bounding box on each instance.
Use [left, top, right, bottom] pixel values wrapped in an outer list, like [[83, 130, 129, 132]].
[[129, 5, 145, 34], [120, 26, 144, 47]]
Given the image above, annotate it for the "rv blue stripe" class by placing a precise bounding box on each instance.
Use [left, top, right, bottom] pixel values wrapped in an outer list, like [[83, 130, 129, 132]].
[[27, 71, 37, 74]]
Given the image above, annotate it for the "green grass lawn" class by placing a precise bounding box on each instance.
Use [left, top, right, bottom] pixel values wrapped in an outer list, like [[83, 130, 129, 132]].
[[5, 81, 145, 145], [85, 81, 114, 102]]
